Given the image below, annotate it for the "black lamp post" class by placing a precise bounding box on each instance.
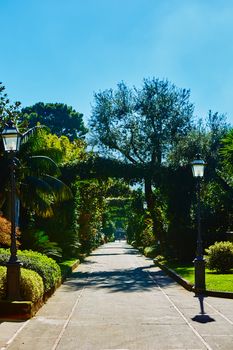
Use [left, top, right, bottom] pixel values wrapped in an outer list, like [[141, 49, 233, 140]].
[[1, 120, 22, 300], [191, 154, 206, 292]]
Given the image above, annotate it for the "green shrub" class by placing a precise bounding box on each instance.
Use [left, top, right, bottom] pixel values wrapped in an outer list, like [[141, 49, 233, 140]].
[[0, 266, 44, 302], [154, 255, 166, 263], [141, 218, 154, 248], [144, 246, 158, 258], [0, 266, 6, 299], [30, 230, 63, 259], [20, 268, 44, 302], [205, 241, 233, 273], [0, 248, 61, 292]]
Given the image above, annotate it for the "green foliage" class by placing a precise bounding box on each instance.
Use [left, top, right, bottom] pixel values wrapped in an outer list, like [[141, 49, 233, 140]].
[[205, 241, 233, 273], [143, 246, 159, 258], [94, 179, 131, 242], [61, 156, 144, 184], [0, 266, 6, 299], [168, 111, 228, 168], [141, 218, 154, 247], [126, 188, 166, 249], [19, 132, 90, 258], [126, 190, 145, 246], [90, 78, 193, 164], [18, 152, 72, 218], [20, 268, 44, 302], [106, 234, 115, 242], [76, 179, 107, 252], [21, 130, 87, 165], [0, 248, 61, 292], [0, 130, 73, 220], [59, 258, 80, 278], [168, 129, 210, 167], [165, 112, 229, 262], [21, 102, 88, 140], [201, 181, 231, 245], [28, 230, 62, 259], [0, 83, 21, 209], [0, 82, 21, 128], [0, 266, 44, 302], [30, 191, 81, 259], [90, 78, 194, 250], [219, 128, 233, 197], [220, 128, 233, 170]]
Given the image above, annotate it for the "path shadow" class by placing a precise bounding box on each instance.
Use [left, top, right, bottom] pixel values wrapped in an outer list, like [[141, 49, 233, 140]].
[[192, 314, 215, 323], [191, 295, 216, 323], [98, 245, 133, 250], [0, 320, 25, 324], [90, 253, 127, 256], [64, 265, 175, 293]]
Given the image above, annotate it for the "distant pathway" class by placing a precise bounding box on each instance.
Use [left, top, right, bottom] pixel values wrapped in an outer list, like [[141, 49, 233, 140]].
[[1, 241, 233, 349]]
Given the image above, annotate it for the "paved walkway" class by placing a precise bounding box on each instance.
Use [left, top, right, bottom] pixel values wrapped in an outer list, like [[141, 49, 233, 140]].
[[1, 241, 233, 349]]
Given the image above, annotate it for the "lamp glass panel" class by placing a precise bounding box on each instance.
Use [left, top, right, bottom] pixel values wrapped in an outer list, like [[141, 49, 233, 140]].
[[2, 135, 18, 152], [192, 163, 205, 177]]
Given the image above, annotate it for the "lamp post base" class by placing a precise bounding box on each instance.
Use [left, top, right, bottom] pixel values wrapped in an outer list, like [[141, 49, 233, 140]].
[[6, 262, 21, 300], [193, 258, 206, 292]]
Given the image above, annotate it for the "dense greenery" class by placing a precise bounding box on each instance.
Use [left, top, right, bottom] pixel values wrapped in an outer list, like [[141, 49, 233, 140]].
[[0, 248, 61, 292], [59, 258, 80, 278], [90, 78, 194, 246], [1, 77, 233, 296], [21, 102, 88, 140]]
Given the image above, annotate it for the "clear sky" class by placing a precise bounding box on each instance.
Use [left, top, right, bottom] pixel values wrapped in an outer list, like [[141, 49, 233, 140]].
[[1, 0, 233, 125]]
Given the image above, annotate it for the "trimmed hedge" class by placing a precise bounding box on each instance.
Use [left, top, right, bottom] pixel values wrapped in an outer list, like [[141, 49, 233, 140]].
[[205, 241, 233, 273], [20, 268, 44, 302], [0, 266, 44, 302], [0, 266, 6, 299], [0, 249, 61, 292], [144, 246, 159, 259]]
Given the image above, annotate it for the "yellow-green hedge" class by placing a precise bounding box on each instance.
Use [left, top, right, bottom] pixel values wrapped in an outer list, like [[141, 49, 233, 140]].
[[0, 266, 44, 302]]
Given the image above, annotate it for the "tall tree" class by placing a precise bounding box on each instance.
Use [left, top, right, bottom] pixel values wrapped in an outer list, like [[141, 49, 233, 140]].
[[90, 78, 194, 244], [166, 111, 229, 260], [21, 102, 88, 140]]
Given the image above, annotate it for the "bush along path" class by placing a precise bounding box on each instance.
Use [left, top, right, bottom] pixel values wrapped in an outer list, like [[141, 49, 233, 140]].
[[0, 249, 80, 319]]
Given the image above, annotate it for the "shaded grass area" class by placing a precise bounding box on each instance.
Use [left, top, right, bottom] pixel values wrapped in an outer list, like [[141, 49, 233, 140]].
[[166, 262, 233, 292], [59, 258, 80, 278]]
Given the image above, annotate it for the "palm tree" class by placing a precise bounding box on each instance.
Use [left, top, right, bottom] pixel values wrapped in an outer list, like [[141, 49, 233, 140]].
[[0, 121, 72, 220]]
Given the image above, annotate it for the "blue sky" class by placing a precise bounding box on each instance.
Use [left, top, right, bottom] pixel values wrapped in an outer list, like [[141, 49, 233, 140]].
[[1, 0, 233, 125]]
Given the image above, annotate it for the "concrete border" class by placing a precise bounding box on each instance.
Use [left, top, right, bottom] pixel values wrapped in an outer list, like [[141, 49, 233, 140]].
[[0, 282, 60, 320], [154, 259, 233, 299]]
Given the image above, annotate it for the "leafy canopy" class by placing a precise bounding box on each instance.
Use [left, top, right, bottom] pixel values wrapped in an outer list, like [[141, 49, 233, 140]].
[[21, 102, 88, 140], [90, 78, 194, 166]]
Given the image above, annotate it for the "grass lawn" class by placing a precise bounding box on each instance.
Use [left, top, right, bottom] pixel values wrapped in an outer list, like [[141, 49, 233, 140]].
[[59, 258, 80, 278], [166, 262, 233, 292]]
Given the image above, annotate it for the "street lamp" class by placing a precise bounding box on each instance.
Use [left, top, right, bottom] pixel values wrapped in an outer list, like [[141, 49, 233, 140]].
[[1, 120, 22, 300], [191, 154, 206, 292]]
